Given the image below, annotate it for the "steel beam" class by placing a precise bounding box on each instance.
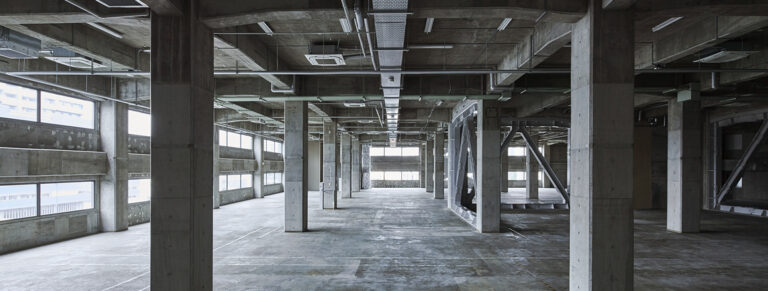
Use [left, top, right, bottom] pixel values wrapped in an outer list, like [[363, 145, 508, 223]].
[[519, 128, 570, 203], [715, 118, 768, 205], [500, 127, 518, 154]]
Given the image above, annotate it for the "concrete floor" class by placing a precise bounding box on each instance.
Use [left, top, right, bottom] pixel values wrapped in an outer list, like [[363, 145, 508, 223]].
[[502, 188, 565, 204], [0, 188, 767, 290]]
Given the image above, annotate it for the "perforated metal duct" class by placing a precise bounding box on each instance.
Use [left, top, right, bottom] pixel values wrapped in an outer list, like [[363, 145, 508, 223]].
[[372, 0, 408, 146]]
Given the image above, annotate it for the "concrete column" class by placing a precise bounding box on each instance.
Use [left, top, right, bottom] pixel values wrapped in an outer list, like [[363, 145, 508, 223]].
[[569, 1, 634, 290], [284, 101, 308, 232], [341, 134, 352, 198], [361, 143, 371, 189], [254, 135, 264, 198], [351, 136, 361, 192], [501, 143, 509, 192], [419, 144, 426, 188], [426, 139, 434, 193], [150, 1, 214, 288], [542, 143, 552, 188], [667, 98, 702, 233], [476, 100, 501, 233], [99, 100, 128, 232], [525, 143, 539, 200], [434, 133, 445, 199], [322, 121, 338, 209], [213, 128, 221, 209], [447, 123, 456, 209]]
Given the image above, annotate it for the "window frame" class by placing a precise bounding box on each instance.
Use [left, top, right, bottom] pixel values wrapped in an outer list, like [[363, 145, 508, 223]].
[[0, 81, 96, 130], [0, 180, 96, 222], [127, 178, 151, 204], [128, 110, 151, 137]]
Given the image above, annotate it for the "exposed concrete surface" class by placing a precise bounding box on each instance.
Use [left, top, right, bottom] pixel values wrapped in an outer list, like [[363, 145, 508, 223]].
[[1, 188, 767, 290]]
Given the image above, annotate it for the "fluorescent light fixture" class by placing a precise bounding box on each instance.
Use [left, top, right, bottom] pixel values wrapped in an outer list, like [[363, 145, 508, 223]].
[[258, 21, 274, 36], [339, 18, 352, 33], [693, 50, 759, 63], [343, 102, 366, 107], [497, 18, 513, 31], [408, 44, 453, 49], [86, 22, 123, 39], [652, 17, 683, 32], [424, 18, 434, 33]]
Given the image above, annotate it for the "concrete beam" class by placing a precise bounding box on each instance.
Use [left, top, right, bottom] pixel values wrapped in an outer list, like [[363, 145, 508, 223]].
[[0, 0, 149, 26], [213, 28, 292, 89], [496, 22, 572, 86], [602, 0, 635, 10]]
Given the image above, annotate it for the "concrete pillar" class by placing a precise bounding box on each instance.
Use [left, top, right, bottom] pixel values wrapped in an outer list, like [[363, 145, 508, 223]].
[[426, 138, 435, 193], [284, 101, 308, 232], [150, 1, 214, 288], [341, 134, 352, 198], [254, 135, 264, 198], [322, 121, 338, 209], [667, 98, 702, 233], [501, 143, 509, 192], [542, 143, 552, 188], [476, 100, 501, 233], [99, 100, 128, 232], [213, 128, 221, 209], [419, 144, 426, 188], [569, 1, 634, 290], [361, 143, 371, 189], [447, 123, 456, 209], [525, 143, 539, 200], [434, 133, 445, 199], [351, 136, 361, 192]]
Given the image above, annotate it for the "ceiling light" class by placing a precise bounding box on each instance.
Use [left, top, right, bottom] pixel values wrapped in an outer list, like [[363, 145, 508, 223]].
[[424, 18, 434, 33], [86, 22, 123, 39], [343, 102, 366, 107], [258, 21, 274, 36], [652, 17, 683, 32], [497, 18, 513, 31], [408, 44, 453, 49], [339, 18, 352, 33], [693, 50, 759, 63]]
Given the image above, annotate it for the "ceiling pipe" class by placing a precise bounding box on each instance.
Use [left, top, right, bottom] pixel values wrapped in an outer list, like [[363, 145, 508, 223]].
[[364, 18, 378, 71]]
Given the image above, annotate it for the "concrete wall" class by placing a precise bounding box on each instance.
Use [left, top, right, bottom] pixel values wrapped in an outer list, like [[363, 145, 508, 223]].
[[262, 152, 285, 196], [0, 118, 99, 151], [371, 154, 421, 188], [220, 188, 255, 206], [128, 201, 150, 226], [0, 208, 100, 254]]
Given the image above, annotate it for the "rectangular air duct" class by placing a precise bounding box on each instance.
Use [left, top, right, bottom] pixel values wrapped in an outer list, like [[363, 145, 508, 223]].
[[693, 50, 759, 63], [0, 28, 41, 59], [43, 48, 106, 69]]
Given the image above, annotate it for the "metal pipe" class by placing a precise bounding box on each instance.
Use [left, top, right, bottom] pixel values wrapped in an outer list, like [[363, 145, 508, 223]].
[[353, 0, 367, 58], [2, 73, 149, 109], [364, 18, 378, 71]]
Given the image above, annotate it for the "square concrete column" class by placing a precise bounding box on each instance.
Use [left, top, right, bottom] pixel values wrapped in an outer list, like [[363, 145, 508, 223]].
[[352, 136, 361, 192], [254, 135, 264, 198], [419, 144, 426, 188], [476, 100, 501, 233], [542, 144, 552, 188], [322, 121, 338, 209], [447, 123, 456, 209], [501, 143, 509, 193], [361, 143, 371, 189], [213, 128, 221, 209], [341, 133, 352, 198], [434, 133, 445, 199], [284, 101, 308, 232], [150, 2, 214, 289], [525, 143, 539, 200], [569, 1, 634, 290], [99, 100, 128, 232], [667, 98, 702, 233], [426, 139, 435, 193]]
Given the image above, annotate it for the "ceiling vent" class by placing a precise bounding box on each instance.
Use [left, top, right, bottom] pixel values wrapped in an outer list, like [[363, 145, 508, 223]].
[[96, 0, 147, 8], [43, 48, 106, 69], [0, 27, 41, 59], [694, 50, 759, 63], [305, 43, 345, 66]]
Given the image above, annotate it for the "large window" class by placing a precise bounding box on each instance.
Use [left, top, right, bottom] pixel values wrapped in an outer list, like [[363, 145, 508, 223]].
[[128, 110, 151, 136], [0, 81, 95, 129], [0, 181, 95, 221], [508, 171, 526, 180], [128, 179, 151, 203], [508, 146, 545, 157], [0, 184, 37, 221], [370, 171, 419, 181], [219, 173, 254, 191], [219, 129, 253, 149], [371, 146, 419, 157], [40, 92, 95, 129], [264, 139, 283, 154], [264, 172, 283, 185]]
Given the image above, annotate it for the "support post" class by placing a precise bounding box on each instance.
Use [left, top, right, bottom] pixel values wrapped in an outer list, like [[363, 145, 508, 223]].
[[667, 98, 703, 232], [426, 138, 435, 193], [542, 143, 552, 188], [434, 133, 445, 199], [284, 101, 308, 232], [254, 135, 264, 198], [100, 100, 128, 232], [501, 142, 509, 193], [352, 136, 361, 192], [569, 1, 634, 290], [419, 144, 426, 188], [476, 100, 501, 233], [361, 143, 371, 189], [213, 127, 221, 209], [341, 134, 352, 198], [322, 121, 338, 209], [150, 0, 214, 287], [447, 122, 457, 209], [526, 139, 540, 199]]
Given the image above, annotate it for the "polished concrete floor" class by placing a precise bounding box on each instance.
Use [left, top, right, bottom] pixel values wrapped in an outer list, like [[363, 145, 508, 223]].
[[0, 188, 767, 290]]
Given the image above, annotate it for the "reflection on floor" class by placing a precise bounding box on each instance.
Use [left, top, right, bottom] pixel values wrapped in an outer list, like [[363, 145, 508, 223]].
[[0, 188, 766, 290]]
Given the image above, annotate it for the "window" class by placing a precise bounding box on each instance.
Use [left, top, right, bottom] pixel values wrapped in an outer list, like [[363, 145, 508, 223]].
[[508, 172, 526, 180], [401, 171, 419, 180], [219, 175, 228, 191], [227, 174, 241, 190], [384, 147, 401, 156], [401, 147, 419, 156], [128, 179, 151, 203], [371, 171, 419, 181], [0, 82, 37, 122], [0, 184, 37, 221], [371, 146, 421, 157], [40, 92, 94, 129], [264, 140, 283, 154], [218, 129, 253, 149], [370, 171, 384, 180], [264, 172, 283, 185], [508, 147, 525, 156], [227, 132, 241, 148], [241, 174, 252, 188], [219, 130, 228, 146], [241, 135, 253, 149], [219, 173, 255, 191], [128, 110, 151, 136], [40, 181, 94, 215], [384, 171, 402, 181], [370, 147, 385, 156]]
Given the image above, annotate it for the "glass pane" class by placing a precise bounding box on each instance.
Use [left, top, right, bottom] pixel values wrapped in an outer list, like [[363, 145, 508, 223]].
[[128, 179, 151, 203], [370, 147, 384, 156], [267, 173, 275, 185], [402, 171, 419, 180], [40, 181, 93, 215], [384, 171, 401, 181], [219, 175, 227, 191], [0, 82, 37, 122], [384, 147, 401, 156], [241, 174, 252, 188], [370, 171, 384, 180], [276, 142, 283, 154], [276, 172, 282, 184], [128, 110, 151, 136], [266, 140, 274, 152], [401, 147, 419, 156], [227, 174, 241, 190], [219, 130, 228, 146], [227, 132, 240, 148], [0, 184, 38, 221], [509, 147, 525, 156], [40, 92, 94, 129], [241, 135, 253, 150]]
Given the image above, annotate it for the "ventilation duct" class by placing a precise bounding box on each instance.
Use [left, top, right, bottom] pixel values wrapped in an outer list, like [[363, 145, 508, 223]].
[[0, 27, 41, 59], [372, 0, 408, 146], [43, 48, 106, 69]]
